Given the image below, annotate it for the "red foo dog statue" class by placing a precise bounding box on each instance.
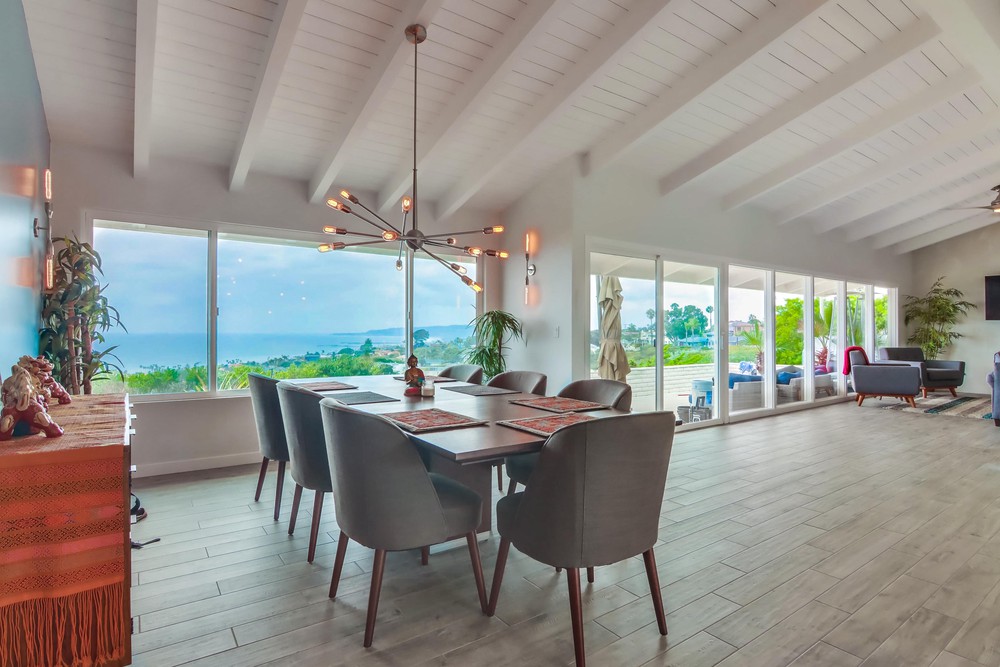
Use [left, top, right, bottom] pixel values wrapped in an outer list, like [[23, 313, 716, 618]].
[[18, 355, 72, 406], [0, 365, 64, 441]]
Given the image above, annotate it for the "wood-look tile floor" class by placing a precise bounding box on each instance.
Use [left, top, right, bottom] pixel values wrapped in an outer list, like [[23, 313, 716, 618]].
[[130, 398, 1000, 666]]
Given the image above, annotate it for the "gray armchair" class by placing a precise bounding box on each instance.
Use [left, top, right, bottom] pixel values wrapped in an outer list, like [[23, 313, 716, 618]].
[[989, 352, 1000, 427], [319, 400, 487, 647], [248, 373, 289, 521], [487, 370, 547, 395], [437, 364, 484, 384], [877, 347, 965, 398], [487, 412, 676, 667], [850, 349, 921, 407]]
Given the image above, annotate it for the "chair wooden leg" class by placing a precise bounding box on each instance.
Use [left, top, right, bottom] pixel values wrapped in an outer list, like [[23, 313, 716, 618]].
[[273, 461, 285, 521], [466, 533, 488, 614], [254, 457, 269, 501], [421, 546, 429, 565], [949, 387, 958, 397], [856, 394, 865, 407], [922, 387, 928, 399], [329, 532, 349, 598], [907, 396, 917, 408], [566, 567, 586, 667], [364, 549, 387, 648], [487, 538, 511, 617], [643, 549, 667, 636], [586, 567, 595, 584], [308, 491, 324, 563], [288, 484, 303, 535], [506, 478, 517, 496]]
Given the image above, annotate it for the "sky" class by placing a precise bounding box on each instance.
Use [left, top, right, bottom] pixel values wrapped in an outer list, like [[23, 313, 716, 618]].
[[95, 226, 478, 335]]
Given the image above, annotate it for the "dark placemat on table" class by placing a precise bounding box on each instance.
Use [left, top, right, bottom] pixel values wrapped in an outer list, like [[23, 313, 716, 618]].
[[328, 392, 399, 405], [391, 375, 458, 383], [509, 396, 608, 413], [498, 413, 596, 437], [299, 380, 358, 391], [381, 408, 486, 433], [442, 384, 519, 396]]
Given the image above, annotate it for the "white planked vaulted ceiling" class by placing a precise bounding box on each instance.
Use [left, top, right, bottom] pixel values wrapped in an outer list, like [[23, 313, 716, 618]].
[[20, 0, 1000, 254]]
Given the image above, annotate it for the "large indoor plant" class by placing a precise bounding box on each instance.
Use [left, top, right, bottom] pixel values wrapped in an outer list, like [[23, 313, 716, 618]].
[[465, 310, 523, 380], [39, 236, 126, 394], [903, 276, 975, 360]]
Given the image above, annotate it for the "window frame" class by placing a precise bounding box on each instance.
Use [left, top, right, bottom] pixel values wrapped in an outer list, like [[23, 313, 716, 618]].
[[87, 211, 482, 401]]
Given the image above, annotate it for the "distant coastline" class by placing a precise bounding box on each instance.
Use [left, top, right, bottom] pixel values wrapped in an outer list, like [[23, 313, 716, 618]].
[[103, 324, 473, 371]]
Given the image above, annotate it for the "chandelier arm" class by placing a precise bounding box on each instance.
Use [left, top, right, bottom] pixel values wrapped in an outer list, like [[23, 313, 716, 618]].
[[347, 209, 397, 235], [422, 240, 458, 248], [354, 201, 402, 235], [337, 230, 385, 239], [340, 240, 395, 249], [421, 230, 490, 239], [421, 247, 465, 277]]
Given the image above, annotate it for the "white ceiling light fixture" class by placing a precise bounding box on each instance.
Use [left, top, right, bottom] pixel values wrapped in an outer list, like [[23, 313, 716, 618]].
[[317, 24, 507, 292]]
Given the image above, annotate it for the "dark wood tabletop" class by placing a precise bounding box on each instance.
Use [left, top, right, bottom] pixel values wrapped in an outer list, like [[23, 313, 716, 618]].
[[296, 375, 627, 464]]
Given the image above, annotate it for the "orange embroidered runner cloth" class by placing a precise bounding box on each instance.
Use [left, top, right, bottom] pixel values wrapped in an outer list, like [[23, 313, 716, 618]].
[[0, 395, 130, 667]]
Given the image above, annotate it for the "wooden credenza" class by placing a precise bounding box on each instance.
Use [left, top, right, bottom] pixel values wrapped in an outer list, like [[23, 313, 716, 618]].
[[0, 394, 132, 667]]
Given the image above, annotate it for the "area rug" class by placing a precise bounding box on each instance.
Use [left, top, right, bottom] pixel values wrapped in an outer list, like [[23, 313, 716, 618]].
[[881, 394, 993, 420]]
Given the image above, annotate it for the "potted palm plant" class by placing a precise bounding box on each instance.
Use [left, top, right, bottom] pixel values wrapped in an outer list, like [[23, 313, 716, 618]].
[[465, 310, 523, 380], [39, 236, 126, 394], [903, 276, 975, 359]]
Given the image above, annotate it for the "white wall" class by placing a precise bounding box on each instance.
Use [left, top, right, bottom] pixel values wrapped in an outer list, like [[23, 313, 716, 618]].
[[51, 143, 499, 476], [912, 226, 1000, 391], [498, 160, 916, 391]]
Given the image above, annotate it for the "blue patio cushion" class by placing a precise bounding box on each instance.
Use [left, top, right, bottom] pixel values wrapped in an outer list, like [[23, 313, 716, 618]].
[[728, 373, 762, 389]]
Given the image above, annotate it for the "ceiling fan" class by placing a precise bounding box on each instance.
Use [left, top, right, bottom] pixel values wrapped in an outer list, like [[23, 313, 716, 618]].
[[947, 184, 1000, 213]]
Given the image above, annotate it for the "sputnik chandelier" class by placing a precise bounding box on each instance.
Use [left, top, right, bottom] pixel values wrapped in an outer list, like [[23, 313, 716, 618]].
[[317, 24, 508, 292]]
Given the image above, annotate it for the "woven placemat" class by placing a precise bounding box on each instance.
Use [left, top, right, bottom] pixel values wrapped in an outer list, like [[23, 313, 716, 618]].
[[442, 384, 519, 396], [509, 396, 608, 413], [328, 392, 399, 405], [299, 380, 358, 391], [498, 413, 595, 437], [381, 408, 487, 433]]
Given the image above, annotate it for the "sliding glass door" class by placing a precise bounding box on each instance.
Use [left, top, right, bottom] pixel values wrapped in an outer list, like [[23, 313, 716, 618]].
[[728, 266, 768, 414], [663, 261, 718, 424]]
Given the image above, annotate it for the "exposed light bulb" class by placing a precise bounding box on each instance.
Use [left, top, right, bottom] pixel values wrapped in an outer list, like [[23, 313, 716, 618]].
[[525, 233, 530, 254], [483, 225, 504, 234], [382, 231, 398, 241], [462, 275, 483, 292], [396, 259, 403, 271], [339, 189, 359, 204], [44, 168, 52, 202], [323, 226, 346, 235], [401, 196, 412, 213], [326, 199, 352, 214], [498, 250, 509, 259], [44, 250, 55, 291], [317, 242, 346, 253], [450, 263, 467, 275], [318, 244, 333, 253], [466, 246, 482, 257], [446, 237, 457, 245]]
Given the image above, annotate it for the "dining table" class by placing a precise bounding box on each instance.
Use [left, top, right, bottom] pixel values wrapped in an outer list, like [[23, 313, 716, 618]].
[[294, 374, 630, 532]]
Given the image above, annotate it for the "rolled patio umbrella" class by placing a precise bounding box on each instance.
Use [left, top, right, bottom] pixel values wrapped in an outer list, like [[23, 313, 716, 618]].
[[597, 275, 630, 381]]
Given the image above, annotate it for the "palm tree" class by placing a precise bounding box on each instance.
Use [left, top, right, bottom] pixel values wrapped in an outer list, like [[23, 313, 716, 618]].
[[740, 317, 764, 370], [813, 299, 834, 367]]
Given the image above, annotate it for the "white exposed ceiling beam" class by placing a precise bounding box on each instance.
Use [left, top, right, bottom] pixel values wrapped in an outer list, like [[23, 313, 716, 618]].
[[658, 19, 941, 197], [307, 0, 444, 204], [133, 0, 158, 177], [229, 0, 307, 191], [870, 208, 987, 248], [376, 0, 571, 213], [839, 171, 1000, 241], [893, 212, 997, 254], [435, 0, 678, 220], [585, 0, 829, 176], [775, 106, 1000, 225], [815, 145, 1000, 235], [724, 68, 980, 210], [912, 0, 1000, 100]]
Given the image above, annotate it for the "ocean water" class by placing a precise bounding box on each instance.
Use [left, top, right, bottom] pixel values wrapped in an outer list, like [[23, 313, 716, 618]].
[[102, 329, 471, 370]]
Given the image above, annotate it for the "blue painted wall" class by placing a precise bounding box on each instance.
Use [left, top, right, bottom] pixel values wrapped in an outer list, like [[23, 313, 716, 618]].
[[0, 0, 49, 373]]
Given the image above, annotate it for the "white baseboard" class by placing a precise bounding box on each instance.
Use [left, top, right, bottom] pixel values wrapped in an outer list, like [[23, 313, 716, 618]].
[[132, 451, 261, 478]]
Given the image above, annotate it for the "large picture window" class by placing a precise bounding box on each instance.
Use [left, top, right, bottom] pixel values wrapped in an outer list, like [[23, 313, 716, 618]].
[[92, 220, 475, 395]]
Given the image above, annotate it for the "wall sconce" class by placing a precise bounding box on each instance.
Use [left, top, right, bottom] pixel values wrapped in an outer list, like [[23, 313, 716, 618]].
[[524, 232, 536, 304], [34, 168, 56, 291]]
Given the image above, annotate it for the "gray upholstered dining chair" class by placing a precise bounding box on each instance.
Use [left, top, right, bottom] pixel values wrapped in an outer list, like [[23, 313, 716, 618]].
[[437, 364, 484, 384], [504, 378, 632, 494], [248, 373, 290, 521], [319, 399, 488, 647], [276, 381, 334, 563], [487, 370, 547, 395], [487, 411, 676, 667]]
